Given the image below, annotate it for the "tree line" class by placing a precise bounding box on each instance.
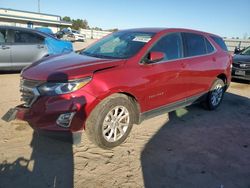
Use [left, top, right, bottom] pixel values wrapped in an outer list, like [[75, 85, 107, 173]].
[[62, 16, 118, 32]]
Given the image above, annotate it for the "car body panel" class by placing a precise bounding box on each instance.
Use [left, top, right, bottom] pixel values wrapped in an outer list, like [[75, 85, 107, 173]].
[[234, 54, 250, 62], [21, 52, 125, 81], [0, 44, 11, 68], [11, 43, 48, 69]]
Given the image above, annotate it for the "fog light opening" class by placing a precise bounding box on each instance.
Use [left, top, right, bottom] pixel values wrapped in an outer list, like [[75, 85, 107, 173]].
[[56, 112, 75, 128]]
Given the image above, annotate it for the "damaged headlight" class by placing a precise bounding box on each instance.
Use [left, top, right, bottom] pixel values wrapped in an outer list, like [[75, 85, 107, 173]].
[[38, 77, 92, 96]]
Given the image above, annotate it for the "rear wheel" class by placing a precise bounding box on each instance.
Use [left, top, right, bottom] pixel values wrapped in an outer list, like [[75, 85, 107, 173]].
[[204, 78, 225, 110], [85, 94, 136, 149]]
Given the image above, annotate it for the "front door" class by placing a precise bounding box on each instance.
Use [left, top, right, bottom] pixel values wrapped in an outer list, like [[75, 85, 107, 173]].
[[9, 29, 47, 70], [140, 33, 187, 111]]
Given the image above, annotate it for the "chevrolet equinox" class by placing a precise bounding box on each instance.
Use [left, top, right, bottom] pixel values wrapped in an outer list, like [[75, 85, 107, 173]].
[[3, 28, 232, 149]]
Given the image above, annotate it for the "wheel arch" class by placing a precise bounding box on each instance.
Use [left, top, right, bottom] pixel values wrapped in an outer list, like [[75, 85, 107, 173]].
[[216, 73, 230, 91], [117, 92, 141, 125], [85, 90, 142, 130], [217, 73, 227, 84]]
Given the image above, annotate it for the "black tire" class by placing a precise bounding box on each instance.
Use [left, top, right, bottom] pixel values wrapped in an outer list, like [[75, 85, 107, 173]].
[[85, 94, 136, 149], [204, 78, 225, 110]]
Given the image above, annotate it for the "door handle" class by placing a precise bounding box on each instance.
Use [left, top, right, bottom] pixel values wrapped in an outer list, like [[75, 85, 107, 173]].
[[0, 45, 10, 50]]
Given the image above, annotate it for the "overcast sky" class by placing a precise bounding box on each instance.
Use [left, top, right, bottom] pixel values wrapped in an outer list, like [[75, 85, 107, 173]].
[[1, 0, 250, 38]]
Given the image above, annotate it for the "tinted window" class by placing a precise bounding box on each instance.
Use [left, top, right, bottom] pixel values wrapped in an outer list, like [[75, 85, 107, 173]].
[[0, 29, 6, 43], [211, 36, 228, 51], [183, 33, 207, 57], [150, 33, 183, 61], [14, 30, 44, 44], [241, 46, 250, 55], [205, 38, 214, 53]]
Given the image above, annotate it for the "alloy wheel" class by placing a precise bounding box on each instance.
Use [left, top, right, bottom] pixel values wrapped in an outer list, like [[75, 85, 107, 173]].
[[211, 84, 223, 106], [102, 106, 130, 142]]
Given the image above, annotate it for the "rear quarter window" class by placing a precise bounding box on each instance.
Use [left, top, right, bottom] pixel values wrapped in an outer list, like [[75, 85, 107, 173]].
[[205, 38, 214, 53], [211, 36, 228, 51]]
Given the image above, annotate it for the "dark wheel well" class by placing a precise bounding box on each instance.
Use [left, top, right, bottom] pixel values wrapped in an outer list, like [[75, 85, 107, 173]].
[[217, 74, 227, 84], [118, 92, 140, 124]]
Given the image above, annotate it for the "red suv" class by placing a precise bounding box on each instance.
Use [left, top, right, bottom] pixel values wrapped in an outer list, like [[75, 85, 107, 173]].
[[3, 28, 232, 149]]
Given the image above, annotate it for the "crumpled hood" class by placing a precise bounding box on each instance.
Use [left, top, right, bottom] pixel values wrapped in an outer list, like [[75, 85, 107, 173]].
[[22, 52, 125, 81]]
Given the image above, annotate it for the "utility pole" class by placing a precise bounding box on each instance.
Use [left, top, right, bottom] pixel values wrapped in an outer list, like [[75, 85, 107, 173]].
[[38, 0, 40, 13]]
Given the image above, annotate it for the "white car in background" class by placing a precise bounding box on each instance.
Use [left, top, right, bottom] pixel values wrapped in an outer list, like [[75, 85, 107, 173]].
[[72, 30, 86, 42]]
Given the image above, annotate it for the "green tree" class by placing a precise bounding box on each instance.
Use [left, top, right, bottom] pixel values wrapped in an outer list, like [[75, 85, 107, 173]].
[[91, 27, 102, 31], [62, 16, 71, 22], [72, 19, 89, 30], [108, 28, 118, 32], [62, 16, 89, 30]]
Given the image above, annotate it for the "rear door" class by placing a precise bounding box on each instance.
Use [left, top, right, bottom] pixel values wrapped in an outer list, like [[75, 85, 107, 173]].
[[181, 32, 216, 97], [0, 28, 12, 69], [9, 29, 48, 69]]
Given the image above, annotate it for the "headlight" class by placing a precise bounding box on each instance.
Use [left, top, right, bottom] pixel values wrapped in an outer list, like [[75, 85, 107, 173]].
[[38, 77, 91, 96]]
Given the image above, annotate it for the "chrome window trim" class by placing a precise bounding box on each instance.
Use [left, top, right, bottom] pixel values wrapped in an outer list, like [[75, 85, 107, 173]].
[[142, 46, 217, 65], [140, 31, 217, 66]]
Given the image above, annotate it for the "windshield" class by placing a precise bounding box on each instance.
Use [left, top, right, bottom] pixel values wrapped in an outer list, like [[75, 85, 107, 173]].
[[81, 31, 155, 59], [241, 47, 250, 55]]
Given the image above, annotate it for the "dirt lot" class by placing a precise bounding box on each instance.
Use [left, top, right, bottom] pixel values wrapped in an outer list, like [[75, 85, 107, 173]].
[[73, 39, 97, 52], [0, 70, 249, 188]]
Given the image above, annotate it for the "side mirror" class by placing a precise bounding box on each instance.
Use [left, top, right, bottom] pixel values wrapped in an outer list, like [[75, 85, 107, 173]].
[[147, 51, 165, 63]]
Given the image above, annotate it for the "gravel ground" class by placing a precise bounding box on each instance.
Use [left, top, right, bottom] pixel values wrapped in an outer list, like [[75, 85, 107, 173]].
[[0, 72, 249, 188], [73, 39, 97, 52]]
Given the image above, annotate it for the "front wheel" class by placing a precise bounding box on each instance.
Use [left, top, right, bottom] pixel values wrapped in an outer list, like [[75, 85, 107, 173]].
[[85, 94, 136, 149], [204, 78, 225, 110]]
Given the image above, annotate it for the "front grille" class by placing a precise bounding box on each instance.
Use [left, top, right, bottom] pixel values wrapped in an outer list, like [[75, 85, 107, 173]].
[[233, 62, 250, 69], [20, 79, 42, 107]]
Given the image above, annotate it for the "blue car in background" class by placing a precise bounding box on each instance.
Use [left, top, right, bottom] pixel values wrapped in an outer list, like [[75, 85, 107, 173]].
[[35, 27, 55, 37], [0, 26, 73, 70]]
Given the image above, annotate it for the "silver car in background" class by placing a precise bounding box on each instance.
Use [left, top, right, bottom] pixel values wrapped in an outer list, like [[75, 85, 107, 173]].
[[0, 26, 73, 71], [72, 30, 86, 42]]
